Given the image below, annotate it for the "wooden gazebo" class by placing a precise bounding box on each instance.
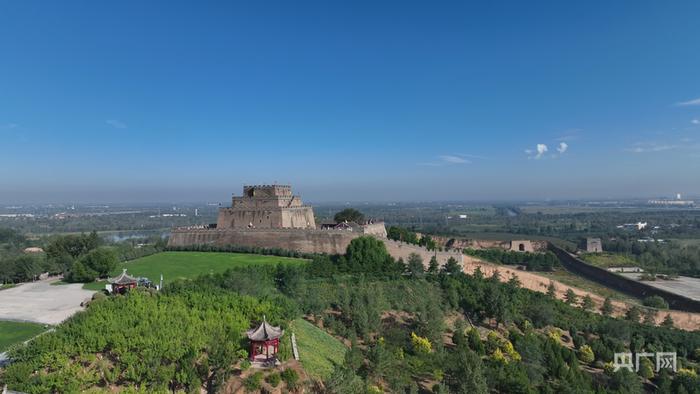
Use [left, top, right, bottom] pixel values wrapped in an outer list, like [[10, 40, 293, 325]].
[[108, 269, 138, 294], [246, 316, 283, 361]]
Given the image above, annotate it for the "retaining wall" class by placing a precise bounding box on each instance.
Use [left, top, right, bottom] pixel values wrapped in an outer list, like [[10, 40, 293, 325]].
[[549, 244, 700, 313]]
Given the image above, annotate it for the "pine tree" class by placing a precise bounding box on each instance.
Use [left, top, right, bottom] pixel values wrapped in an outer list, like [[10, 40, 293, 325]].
[[581, 294, 594, 311], [445, 347, 488, 394], [601, 296, 614, 316], [427, 256, 439, 274], [546, 281, 557, 298], [643, 308, 657, 325], [661, 313, 674, 328], [625, 306, 641, 322], [564, 289, 578, 305]]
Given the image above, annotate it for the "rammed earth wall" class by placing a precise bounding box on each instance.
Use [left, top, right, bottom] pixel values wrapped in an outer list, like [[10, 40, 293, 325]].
[[168, 228, 461, 265]]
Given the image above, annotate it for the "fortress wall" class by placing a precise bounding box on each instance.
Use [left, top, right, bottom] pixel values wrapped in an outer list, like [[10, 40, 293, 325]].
[[281, 208, 317, 229], [169, 228, 355, 254], [380, 238, 463, 266], [362, 222, 388, 237], [168, 228, 459, 266], [549, 244, 700, 313], [431, 236, 548, 252]]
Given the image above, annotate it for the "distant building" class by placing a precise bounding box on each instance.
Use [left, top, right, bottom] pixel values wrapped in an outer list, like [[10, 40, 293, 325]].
[[23, 247, 44, 254], [586, 238, 603, 253], [648, 194, 695, 206], [608, 266, 644, 273], [510, 240, 534, 252], [617, 222, 648, 231]]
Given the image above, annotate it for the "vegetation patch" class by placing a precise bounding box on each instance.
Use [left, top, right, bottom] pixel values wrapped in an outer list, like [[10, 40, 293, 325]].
[[88, 251, 308, 289], [289, 318, 346, 379], [580, 252, 638, 268], [0, 321, 46, 352]]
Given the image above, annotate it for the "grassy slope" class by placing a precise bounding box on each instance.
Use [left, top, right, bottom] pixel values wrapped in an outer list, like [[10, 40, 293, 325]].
[[0, 321, 46, 352], [580, 252, 638, 268], [289, 319, 346, 379], [83, 251, 308, 290]]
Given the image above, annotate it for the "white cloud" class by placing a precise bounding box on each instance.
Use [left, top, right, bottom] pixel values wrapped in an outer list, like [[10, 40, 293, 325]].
[[106, 119, 127, 129], [535, 144, 548, 159], [438, 155, 470, 164], [556, 142, 568, 154], [625, 142, 677, 153], [676, 97, 700, 106], [418, 154, 473, 167], [692, 119, 700, 125]]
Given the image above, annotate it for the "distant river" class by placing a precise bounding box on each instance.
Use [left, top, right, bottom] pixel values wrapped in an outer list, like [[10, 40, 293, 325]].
[[103, 229, 169, 242]]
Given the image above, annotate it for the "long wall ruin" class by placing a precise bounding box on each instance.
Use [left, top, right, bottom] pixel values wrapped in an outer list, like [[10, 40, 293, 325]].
[[168, 184, 462, 265]]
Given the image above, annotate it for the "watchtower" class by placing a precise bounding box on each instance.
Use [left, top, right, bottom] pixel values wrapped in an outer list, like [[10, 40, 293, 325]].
[[217, 185, 316, 229]]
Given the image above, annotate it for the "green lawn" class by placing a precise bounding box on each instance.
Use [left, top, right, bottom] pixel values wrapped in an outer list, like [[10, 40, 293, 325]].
[[580, 252, 638, 268], [0, 321, 46, 352], [289, 318, 346, 379], [82, 251, 308, 289]]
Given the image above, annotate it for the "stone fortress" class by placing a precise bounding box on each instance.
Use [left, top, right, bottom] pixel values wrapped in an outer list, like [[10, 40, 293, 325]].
[[217, 185, 316, 230], [168, 184, 462, 265]]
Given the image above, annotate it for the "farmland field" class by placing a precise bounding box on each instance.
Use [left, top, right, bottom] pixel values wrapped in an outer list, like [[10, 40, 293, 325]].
[[83, 251, 308, 290], [0, 321, 46, 352]]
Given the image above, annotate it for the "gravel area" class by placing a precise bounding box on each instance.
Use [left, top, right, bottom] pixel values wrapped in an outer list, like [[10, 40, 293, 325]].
[[619, 273, 700, 301], [0, 279, 95, 325]]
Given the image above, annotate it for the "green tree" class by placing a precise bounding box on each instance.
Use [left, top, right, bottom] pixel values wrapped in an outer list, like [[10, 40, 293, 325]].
[[427, 256, 439, 274], [642, 295, 669, 309], [546, 281, 557, 298], [581, 294, 594, 311], [643, 308, 657, 325], [637, 357, 654, 379], [345, 236, 396, 274], [625, 306, 641, 322], [601, 296, 614, 316], [564, 289, 578, 305], [661, 314, 674, 328], [444, 347, 488, 394], [79, 247, 118, 278], [406, 253, 424, 278], [334, 208, 364, 224], [441, 257, 461, 275], [467, 328, 485, 355], [66, 260, 98, 283]]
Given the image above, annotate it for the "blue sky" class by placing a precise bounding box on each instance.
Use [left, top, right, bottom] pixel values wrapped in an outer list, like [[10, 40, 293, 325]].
[[1, 1, 699, 203]]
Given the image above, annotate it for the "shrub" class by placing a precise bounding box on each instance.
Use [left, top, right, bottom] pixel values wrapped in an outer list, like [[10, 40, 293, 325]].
[[642, 295, 669, 309], [281, 368, 299, 389], [578, 345, 594, 364], [411, 332, 432, 353], [243, 372, 263, 392], [265, 372, 281, 387]]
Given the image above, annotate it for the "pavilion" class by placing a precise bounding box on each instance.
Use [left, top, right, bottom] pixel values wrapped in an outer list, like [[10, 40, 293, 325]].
[[108, 268, 138, 294], [246, 316, 283, 363]]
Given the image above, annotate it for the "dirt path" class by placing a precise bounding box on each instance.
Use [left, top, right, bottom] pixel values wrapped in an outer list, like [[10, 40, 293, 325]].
[[461, 255, 700, 331]]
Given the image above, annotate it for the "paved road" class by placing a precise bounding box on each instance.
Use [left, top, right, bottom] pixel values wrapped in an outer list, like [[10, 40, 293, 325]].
[[619, 273, 700, 302], [0, 280, 94, 325]]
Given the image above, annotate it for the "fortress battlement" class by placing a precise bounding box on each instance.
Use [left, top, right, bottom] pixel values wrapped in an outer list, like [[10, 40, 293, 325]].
[[218, 184, 316, 229]]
